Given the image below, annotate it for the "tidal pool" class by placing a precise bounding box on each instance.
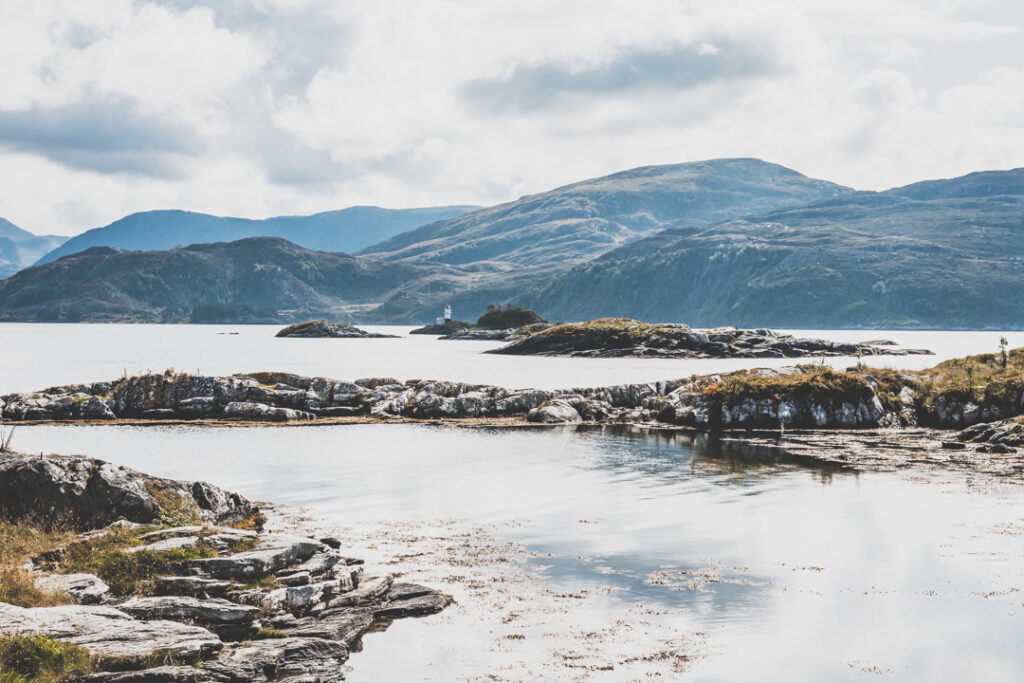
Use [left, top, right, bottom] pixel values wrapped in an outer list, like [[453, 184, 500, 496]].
[[12, 423, 1024, 680]]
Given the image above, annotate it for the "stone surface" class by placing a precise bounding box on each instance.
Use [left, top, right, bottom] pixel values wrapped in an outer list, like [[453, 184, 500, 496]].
[[35, 573, 110, 605], [189, 535, 323, 579], [527, 399, 582, 424], [0, 603, 222, 666], [0, 453, 260, 530]]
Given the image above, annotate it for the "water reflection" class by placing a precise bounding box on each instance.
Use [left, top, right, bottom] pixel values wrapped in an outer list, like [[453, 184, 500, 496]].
[[10, 423, 1024, 681]]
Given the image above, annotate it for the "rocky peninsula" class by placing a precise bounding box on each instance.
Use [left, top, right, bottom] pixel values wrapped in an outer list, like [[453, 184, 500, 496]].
[[0, 451, 448, 682], [276, 320, 397, 338], [487, 318, 932, 359]]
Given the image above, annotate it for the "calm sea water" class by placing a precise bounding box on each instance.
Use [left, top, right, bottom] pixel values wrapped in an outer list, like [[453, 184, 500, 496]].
[[11, 423, 1024, 681], [2, 323, 1024, 393]]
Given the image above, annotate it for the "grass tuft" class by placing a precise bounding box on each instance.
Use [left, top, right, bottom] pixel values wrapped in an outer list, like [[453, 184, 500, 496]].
[[0, 635, 92, 683]]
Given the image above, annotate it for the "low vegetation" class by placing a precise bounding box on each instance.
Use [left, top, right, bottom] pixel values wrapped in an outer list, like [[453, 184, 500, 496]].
[[0, 524, 75, 608], [60, 526, 219, 596], [702, 367, 871, 407], [0, 635, 92, 683], [523, 318, 659, 344]]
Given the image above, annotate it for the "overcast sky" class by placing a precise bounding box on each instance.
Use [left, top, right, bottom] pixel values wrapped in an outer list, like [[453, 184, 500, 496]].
[[1, 0, 1023, 236]]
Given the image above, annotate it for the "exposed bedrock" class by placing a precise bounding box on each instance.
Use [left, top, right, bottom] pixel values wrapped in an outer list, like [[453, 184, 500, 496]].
[[2, 362, 1020, 435]]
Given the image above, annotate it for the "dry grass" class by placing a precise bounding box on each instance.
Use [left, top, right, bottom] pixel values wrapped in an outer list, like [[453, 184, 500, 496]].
[[0, 524, 76, 609], [703, 367, 871, 407]]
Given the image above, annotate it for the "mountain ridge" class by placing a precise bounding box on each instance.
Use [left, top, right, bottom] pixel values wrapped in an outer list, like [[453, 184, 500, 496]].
[[35, 205, 478, 266]]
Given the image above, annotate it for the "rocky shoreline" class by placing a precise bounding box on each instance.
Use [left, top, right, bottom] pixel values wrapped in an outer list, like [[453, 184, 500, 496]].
[[0, 452, 449, 682], [2, 360, 1019, 436], [488, 319, 933, 358]]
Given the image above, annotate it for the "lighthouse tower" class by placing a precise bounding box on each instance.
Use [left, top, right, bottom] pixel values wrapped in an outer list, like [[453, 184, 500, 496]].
[[444, 304, 452, 321]]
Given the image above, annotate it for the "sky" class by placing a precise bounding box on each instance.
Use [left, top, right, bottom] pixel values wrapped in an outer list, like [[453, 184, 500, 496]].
[[1, 0, 1023, 236]]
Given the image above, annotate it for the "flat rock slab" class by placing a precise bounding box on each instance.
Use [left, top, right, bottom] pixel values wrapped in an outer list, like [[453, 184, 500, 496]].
[[118, 596, 260, 625], [0, 603, 221, 666], [376, 583, 451, 619], [35, 572, 110, 605], [189, 535, 323, 579], [206, 637, 350, 682], [276, 608, 374, 646]]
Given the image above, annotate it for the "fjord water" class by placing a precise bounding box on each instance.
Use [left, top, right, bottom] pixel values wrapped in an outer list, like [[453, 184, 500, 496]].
[[3, 323, 1024, 393], [12, 423, 1024, 681]]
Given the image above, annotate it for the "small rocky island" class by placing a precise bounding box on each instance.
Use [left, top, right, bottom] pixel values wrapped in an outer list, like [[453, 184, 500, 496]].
[[0, 452, 448, 682], [488, 318, 933, 358], [275, 320, 397, 338], [412, 305, 551, 341]]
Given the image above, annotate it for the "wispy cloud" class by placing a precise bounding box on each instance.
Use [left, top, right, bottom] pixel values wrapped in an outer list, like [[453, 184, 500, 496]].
[[462, 38, 781, 112]]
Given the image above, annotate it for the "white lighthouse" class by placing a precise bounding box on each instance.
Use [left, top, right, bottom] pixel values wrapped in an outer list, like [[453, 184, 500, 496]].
[[444, 304, 452, 321]]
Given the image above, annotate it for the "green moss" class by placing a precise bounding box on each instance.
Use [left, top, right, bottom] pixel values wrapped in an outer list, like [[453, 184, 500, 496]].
[[0, 635, 92, 683]]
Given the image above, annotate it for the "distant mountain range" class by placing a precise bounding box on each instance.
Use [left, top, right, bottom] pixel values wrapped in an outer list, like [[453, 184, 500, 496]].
[[526, 169, 1024, 328], [0, 218, 67, 278], [35, 205, 477, 265], [2, 159, 1024, 328], [0, 237, 447, 323]]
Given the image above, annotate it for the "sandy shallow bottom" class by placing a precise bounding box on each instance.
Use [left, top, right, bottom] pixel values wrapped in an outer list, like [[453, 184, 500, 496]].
[[267, 504, 706, 681]]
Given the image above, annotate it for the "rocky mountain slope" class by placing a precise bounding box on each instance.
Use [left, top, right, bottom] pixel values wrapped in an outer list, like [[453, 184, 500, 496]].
[[0, 237, 448, 323], [35, 205, 476, 266], [0, 217, 67, 278], [526, 168, 1024, 328]]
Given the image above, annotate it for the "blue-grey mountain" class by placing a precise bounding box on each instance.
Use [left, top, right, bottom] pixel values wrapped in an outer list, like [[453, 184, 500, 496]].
[[35, 205, 477, 266], [0, 217, 67, 278], [525, 168, 1024, 329]]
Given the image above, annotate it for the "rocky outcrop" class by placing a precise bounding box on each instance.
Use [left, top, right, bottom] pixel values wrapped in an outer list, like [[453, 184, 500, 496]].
[[488, 319, 933, 359], [410, 320, 472, 335], [0, 452, 260, 531], [275, 320, 397, 338], [956, 419, 1024, 453], [7, 360, 1021, 435]]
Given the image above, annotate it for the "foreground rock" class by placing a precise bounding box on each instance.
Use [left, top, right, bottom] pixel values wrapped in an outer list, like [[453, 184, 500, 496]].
[[0, 457, 451, 682], [0, 603, 223, 667], [489, 318, 933, 359], [276, 320, 397, 338], [0, 452, 261, 530]]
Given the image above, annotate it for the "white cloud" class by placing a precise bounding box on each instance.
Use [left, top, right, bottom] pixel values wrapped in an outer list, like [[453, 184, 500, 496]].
[[0, 0, 1022, 235]]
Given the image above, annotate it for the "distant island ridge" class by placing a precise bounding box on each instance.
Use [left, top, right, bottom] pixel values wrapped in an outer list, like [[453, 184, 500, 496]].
[[1, 158, 1024, 329]]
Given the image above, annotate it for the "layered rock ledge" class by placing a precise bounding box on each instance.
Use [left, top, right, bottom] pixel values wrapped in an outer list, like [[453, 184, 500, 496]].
[[486, 318, 932, 358], [0, 452, 450, 682]]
